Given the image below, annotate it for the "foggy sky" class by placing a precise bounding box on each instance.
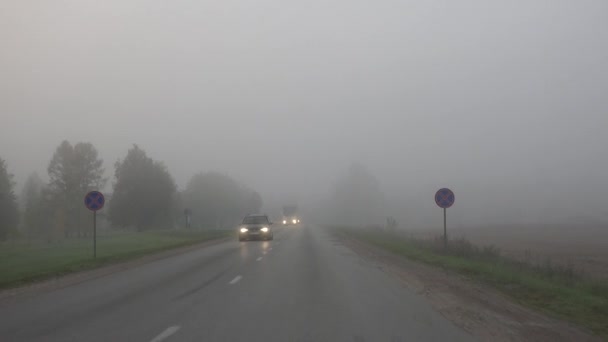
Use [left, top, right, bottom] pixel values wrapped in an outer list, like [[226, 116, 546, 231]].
[[2, 0, 608, 227]]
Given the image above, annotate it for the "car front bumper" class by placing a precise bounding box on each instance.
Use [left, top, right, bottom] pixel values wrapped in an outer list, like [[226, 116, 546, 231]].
[[239, 232, 272, 240]]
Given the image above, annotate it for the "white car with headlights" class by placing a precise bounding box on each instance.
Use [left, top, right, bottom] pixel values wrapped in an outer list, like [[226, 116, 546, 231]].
[[238, 214, 274, 241]]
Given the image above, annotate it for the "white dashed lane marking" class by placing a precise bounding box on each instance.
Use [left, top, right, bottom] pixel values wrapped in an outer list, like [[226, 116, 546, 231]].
[[228, 275, 242, 285], [149, 326, 180, 342]]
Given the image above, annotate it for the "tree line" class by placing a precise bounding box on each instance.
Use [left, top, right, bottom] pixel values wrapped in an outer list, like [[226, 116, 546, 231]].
[[0, 141, 262, 241], [326, 162, 386, 226]]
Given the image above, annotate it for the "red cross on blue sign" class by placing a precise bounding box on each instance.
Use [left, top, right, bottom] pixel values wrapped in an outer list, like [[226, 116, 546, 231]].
[[84, 191, 105, 211], [435, 188, 455, 209]]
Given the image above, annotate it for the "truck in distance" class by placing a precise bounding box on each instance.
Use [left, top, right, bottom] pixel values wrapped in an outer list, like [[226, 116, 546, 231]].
[[282, 205, 300, 225]]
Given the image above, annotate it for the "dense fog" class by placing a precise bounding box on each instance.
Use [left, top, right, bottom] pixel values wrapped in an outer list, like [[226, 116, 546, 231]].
[[2, 0, 607, 232]]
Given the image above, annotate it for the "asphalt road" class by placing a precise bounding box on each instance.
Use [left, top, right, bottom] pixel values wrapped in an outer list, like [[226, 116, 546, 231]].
[[0, 226, 472, 342]]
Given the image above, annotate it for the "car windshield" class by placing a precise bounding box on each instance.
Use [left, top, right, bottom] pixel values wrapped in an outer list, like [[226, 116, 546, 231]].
[[242, 216, 268, 224], [282, 206, 297, 216]]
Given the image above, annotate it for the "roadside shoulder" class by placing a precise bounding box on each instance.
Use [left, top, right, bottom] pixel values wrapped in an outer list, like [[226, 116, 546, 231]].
[[340, 235, 602, 342], [0, 237, 230, 304]]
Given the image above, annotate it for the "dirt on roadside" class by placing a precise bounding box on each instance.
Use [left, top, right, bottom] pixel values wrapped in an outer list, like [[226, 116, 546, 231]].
[[339, 235, 603, 342]]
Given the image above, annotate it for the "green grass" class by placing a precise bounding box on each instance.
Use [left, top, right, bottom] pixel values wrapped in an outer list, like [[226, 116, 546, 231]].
[[0, 229, 232, 289], [333, 227, 608, 338]]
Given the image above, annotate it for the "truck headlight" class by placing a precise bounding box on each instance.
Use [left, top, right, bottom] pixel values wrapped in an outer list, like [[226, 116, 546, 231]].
[[240, 228, 248, 233], [283, 220, 287, 224], [292, 219, 297, 224], [261, 227, 269, 232]]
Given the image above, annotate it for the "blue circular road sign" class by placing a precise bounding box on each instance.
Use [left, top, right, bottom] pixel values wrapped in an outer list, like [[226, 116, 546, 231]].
[[84, 191, 105, 211], [435, 188, 455, 209]]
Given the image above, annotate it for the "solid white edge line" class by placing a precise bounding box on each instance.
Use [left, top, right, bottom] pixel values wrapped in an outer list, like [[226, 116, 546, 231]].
[[150, 326, 180, 342], [229, 275, 243, 285], [256, 257, 262, 261]]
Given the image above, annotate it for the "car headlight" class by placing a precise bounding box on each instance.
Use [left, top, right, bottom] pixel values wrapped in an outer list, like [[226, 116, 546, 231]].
[[282, 220, 287, 224], [292, 219, 297, 224], [261, 227, 269, 232], [240, 228, 248, 233]]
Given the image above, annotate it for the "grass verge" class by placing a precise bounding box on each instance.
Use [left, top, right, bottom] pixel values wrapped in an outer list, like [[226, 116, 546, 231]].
[[333, 226, 608, 338], [0, 229, 232, 289]]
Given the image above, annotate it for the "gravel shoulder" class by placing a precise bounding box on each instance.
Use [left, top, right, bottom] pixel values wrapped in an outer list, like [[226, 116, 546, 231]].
[[339, 234, 603, 342]]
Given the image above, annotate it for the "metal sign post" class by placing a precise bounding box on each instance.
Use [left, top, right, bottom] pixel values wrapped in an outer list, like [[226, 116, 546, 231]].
[[93, 211, 97, 257], [443, 207, 447, 249], [84, 191, 105, 258], [435, 188, 455, 249]]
